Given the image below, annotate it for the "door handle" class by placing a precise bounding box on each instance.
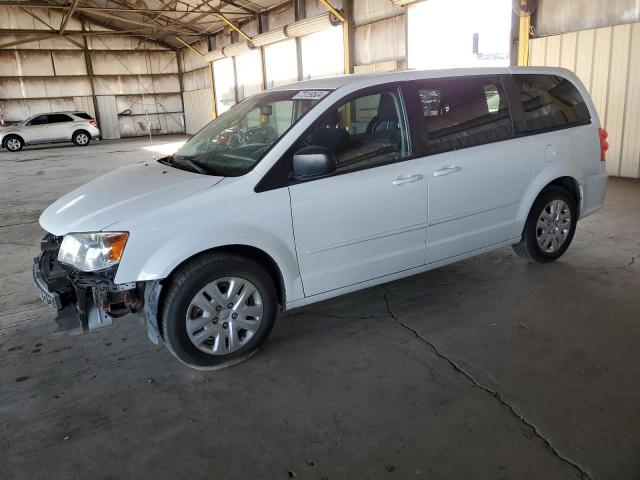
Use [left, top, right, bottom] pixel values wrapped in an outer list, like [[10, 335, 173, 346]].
[[433, 165, 461, 177], [392, 174, 423, 186]]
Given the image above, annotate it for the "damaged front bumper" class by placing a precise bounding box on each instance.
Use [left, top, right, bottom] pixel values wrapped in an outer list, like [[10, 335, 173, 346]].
[[33, 234, 160, 341]]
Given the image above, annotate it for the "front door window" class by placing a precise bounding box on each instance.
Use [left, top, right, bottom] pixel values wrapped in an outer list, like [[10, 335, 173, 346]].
[[303, 88, 411, 175]]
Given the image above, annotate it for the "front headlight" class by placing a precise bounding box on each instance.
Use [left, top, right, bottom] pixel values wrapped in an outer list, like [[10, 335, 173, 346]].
[[58, 232, 129, 272]]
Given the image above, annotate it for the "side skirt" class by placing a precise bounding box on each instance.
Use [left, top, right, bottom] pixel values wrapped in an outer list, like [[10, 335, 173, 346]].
[[284, 237, 520, 311]]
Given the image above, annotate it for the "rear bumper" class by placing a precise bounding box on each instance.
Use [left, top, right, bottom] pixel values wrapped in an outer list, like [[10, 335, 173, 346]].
[[580, 167, 608, 219]]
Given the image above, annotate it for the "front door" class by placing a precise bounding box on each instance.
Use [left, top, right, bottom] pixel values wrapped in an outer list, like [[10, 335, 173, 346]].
[[22, 115, 50, 142], [289, 86, 428, 297], [406, 75, 533, 263]]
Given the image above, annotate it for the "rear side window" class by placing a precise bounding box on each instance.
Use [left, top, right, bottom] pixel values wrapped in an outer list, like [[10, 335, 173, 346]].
[[74, 112, 93, 120], [47, 114, 73, 123], [412, 76, 512, 155], [512, 74, 591, 134]]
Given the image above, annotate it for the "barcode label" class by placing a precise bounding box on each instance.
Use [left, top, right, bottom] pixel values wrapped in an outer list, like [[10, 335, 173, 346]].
[[292, 90, 330, 100]]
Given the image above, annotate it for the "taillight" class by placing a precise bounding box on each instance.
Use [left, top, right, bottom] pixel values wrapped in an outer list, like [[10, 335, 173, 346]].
[[89, 119, 97, 127], [599, 128, 609, 161]]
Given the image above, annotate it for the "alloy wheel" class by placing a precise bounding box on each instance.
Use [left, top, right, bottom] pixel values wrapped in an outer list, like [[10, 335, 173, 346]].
[[536, 199, 572, 253], [185, 277, 264, 355], [6, 139, 21, 151]]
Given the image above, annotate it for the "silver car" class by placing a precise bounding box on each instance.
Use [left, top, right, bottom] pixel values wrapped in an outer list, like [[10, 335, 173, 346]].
[[0, 111, 101, 152]]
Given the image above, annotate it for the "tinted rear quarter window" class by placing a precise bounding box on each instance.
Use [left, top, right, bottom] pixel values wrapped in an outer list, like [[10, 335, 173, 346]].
[[412, 76, 512, 155], [74, 112, 93, 120], [512, 74, 590, 134], [47, 114, 73, 123]]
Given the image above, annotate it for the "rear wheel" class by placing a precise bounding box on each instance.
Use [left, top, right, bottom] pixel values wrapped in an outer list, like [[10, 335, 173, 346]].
[[4, 135, 24, 152], [161, 253, 278, 370], [513, 185, 578, 263], [72, 130, 90, 146]]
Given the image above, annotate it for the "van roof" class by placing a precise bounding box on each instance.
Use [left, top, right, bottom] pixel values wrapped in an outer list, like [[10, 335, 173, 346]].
[[268, 66, 577, 92]]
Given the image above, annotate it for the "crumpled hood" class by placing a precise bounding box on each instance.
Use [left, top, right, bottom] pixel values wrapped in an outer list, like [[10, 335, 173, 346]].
[[40, 161, 223, 235]]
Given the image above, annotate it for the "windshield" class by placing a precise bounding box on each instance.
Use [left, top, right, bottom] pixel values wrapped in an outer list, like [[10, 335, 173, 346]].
[[167, 89, 330, 176]]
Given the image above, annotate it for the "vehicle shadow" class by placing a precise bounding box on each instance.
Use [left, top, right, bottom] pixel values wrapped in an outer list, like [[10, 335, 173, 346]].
[[19, 142, 99, 152]]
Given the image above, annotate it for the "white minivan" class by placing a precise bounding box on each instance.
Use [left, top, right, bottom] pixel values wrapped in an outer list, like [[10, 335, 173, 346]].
[[34, 67, 608, 369]]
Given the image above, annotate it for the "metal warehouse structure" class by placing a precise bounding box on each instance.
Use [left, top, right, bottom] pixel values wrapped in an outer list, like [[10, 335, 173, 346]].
[[1, 0, 640, 178]]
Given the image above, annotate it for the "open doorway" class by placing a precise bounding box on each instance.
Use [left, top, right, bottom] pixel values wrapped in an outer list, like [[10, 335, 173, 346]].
[[407, 0, 512, 69]]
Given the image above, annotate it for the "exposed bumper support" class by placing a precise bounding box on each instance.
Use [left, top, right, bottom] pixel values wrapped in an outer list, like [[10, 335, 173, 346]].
[[33, 234, 144, 333]]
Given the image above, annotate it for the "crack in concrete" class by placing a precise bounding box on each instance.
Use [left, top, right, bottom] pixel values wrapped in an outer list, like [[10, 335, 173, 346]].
[[420, 254, 639, 290], [287, 311, 385, 321], [571, 254, 638, 273], [381, 285, 594, 480]]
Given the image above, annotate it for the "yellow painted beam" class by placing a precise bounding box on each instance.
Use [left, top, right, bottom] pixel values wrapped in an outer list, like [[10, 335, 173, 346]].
[[175, 36, 205, 57], [216, 14, 253, 44], [209, 62, 217, 120], [319, 0, 346, 24], [518, 14, 530, 66], [343, 20, 351, 74]]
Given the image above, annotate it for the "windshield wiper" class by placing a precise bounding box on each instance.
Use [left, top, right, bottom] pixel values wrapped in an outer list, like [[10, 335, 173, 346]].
[[173, 155, 208, 175]]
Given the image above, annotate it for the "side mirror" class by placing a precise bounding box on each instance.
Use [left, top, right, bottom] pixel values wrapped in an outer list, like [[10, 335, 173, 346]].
[[292, 146, 337, 180]]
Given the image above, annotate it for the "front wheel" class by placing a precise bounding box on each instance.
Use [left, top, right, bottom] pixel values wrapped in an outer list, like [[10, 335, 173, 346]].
[[513, 185, 578, 263], [161, 253, 278, 370], [4, 135, 24, 152], [72, 130, 91, 146]]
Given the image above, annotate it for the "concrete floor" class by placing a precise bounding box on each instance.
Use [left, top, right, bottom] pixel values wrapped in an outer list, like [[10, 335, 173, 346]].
[[1, 135, 639, 480]]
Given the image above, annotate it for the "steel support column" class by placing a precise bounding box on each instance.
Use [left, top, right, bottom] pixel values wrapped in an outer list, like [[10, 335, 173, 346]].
[[80, 18, 100, 130], [518, 14, 530, 66], [294, 0, 305, 81], [341, 0, 354, 74]]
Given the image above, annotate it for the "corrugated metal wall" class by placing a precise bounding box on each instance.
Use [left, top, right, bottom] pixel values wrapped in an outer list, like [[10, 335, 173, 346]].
[[179, 38, 213, 132], [353, 0, 406, 69], [529, 23, 640, 178], [535, 0, 640, 36], [0, 6, 185, 138], [183, 89, 213, 134], [73, 96, 95, 118]]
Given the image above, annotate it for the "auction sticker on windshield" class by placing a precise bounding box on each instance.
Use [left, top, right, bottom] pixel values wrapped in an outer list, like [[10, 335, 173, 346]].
[[292, 90, 330, 100]]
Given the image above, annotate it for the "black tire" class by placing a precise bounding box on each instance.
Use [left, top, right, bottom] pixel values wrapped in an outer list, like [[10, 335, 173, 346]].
[[72, 130, 91, 146], [4, 135, 24, 152], [161, 253, 278, 370], [513, 185, 578, 263]]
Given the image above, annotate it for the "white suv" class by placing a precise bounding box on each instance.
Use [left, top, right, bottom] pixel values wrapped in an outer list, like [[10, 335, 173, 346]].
[[34, 67, 608, 370], [1, 111, 100, 151]]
